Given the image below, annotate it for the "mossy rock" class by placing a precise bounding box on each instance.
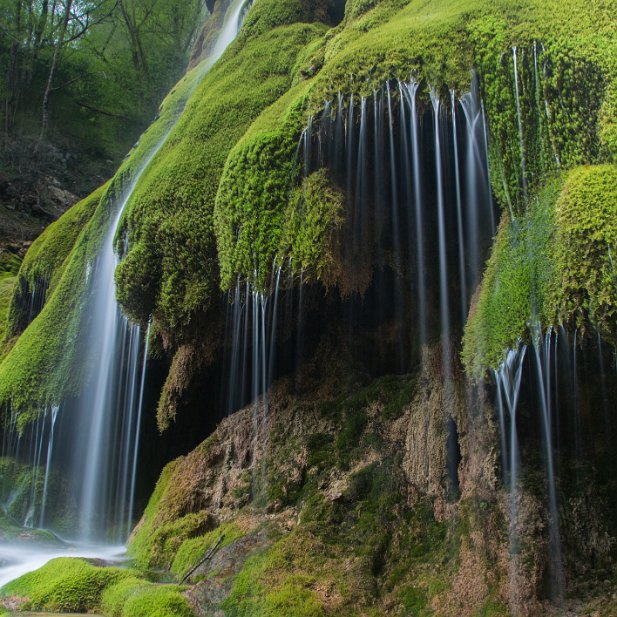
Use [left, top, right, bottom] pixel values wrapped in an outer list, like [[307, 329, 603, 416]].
[[463, 164, 617, 376], [0, 251, 21, 360], [0, 557, 194, 617], [0, 558, 137, 613], [1, 0, 615, 427]]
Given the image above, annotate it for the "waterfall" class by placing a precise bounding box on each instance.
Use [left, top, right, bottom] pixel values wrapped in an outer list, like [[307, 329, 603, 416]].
[[38, 405, 58, 527], [512, 46, 528, 201], [431, 92, 451, 377], [533, 329, 565, 602], [405, 80, 427, 347], [75, 137, 167, 541], [494, 346, 526, 557], [0, 0, 252, 544], [451, 89, 467, 321], [461, 77, 495, 293], [75, 0, 252, 544], [293, 80, 499, 370]]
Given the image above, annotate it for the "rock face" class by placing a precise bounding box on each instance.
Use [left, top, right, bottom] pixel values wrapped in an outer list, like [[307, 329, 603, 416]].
[[130, 327, 617, 616], [126, 342, 529, 615]]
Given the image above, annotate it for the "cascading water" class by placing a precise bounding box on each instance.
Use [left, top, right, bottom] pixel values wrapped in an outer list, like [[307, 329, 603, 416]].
[[492, 326, 617, 604], [0, 0, 253, 583], [74, 0, 253, 545], [297, 79, 496, 367], [512, 46, 528, 201], [532, 328, 565, 602]]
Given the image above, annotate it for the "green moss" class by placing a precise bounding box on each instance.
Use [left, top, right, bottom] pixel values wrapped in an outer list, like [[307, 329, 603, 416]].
[[214, 0, 615, 291], [0, 252, 21, 279], [0, 251, 21, 359], [0, 556, 194, 617], [14, 183, 106, 297], [171, 521, 246, 579], [214, 84, 310, 290], [102, 578, 193, 617], [463, 165, 617, 376], [462, 178, 558, 375], [116, 21, 325, 332], [1, 0, 614, 427], [220, 536, 326, 617], [600, 81, 617, 162], [4, 184, 106, 345], [240, 0, 334, 37], [128, 460, 181, 568], [550, 165, 617, 338], [0, 558, 136, 612]]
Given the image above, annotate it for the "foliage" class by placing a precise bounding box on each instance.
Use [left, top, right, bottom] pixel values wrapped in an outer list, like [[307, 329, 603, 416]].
[[102, 578, 194, 617], [463, 164, 617, 376], [0, 0, 206, 167]]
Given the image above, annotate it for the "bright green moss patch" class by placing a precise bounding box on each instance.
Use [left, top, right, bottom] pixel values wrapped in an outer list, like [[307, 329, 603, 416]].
[[15, 183, 106, 295], [0, 232, 93, 419], [116, 21, 326, 333], [462, 190, 556, 376], [0, 557, 194, 617], [282, 169, 345, 285], [550, 165, 617, 338], [102, 578, 193, 617], [214, 85, 309, 289], [171, 521, 246, 579], [215, 84, 345, 290], [0, 558, 136, 612], [128, 460, 181, 568], [463, 164, 617, 376], [128, 456, 221, 570], [220, 533, 329, 617]]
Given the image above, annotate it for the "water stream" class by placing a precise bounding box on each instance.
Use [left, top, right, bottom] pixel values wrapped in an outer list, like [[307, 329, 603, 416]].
[[0, 0, 251, 587]]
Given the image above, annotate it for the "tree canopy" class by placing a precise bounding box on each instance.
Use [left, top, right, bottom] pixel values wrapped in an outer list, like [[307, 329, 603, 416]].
[[0, 0, 206, 164]]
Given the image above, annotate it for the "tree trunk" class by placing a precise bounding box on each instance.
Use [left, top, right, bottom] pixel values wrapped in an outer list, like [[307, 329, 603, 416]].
[[36, 0, 72, 152]]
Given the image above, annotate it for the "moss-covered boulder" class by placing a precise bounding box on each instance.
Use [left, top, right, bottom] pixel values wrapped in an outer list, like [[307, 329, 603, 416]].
[[463, 164, 617, 376], [0, 557, 194, 617], [129, 343, 520, 616]]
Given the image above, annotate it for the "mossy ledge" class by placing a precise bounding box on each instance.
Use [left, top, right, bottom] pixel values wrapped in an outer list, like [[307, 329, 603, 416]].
[[0, 557, 194, 617], [463, 164, 617, 377]]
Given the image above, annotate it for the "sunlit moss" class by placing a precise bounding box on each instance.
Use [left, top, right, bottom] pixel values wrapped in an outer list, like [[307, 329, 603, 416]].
[[463, 164, 617, 377]]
